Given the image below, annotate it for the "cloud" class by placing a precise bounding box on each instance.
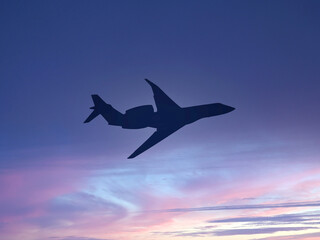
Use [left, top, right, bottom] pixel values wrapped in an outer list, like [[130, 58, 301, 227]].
[[251, 231, 320, 240], [154, 200, 320, 213], [214, 227, 318, 236], [49, 237, 112, 240], [0, 167, 87, 223], [1, 138, 320, 240], [0, 166, 128, 240], [153, 227, 318, 237], [208, 212, 320, 224], [30, 191, 128, 228]]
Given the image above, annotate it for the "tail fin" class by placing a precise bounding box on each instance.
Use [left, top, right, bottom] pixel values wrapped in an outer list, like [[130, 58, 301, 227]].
[[84, 95, 123, 125]]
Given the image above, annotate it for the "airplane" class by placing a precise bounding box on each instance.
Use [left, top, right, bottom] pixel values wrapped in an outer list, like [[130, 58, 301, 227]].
[[84, 79, 235, 159]]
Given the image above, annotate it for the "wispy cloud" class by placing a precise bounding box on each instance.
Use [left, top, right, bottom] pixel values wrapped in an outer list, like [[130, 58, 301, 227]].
[[154, 200, 320, 213], [251, 231, 320, 240], [208, 212, 320, 224], [49, 237, 113, 240], [214, 227, 318, 236], [153, 227, 317, 237]]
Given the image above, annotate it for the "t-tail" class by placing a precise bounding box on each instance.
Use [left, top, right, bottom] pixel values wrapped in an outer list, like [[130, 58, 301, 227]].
[[84, 95, 123, 126]]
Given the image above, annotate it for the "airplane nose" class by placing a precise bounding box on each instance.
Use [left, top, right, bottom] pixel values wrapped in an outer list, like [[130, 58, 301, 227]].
[[226, 105, 235, 112]]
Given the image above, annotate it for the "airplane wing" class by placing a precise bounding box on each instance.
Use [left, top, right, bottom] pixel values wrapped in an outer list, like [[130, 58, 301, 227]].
[[128, 126, 182, 159], [145, 79, 180, 112]]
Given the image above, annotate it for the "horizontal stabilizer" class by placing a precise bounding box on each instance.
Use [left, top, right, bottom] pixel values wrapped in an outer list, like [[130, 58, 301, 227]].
[[84, 94, 123, 126], [84, 109, 99, 123]]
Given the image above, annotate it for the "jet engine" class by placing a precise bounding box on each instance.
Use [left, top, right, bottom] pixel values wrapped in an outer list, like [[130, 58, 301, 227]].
[[122, 105, 154, 129]]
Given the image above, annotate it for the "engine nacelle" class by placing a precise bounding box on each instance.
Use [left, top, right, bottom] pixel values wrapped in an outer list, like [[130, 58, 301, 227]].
[[122, 105, 154, 129]]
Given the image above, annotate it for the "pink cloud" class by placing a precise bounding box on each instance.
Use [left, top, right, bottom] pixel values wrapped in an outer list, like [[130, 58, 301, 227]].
[[0, 165, 89, 239]]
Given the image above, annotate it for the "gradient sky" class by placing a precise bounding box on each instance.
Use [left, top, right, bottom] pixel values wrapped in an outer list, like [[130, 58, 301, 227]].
[[1, 1, 320, 240]]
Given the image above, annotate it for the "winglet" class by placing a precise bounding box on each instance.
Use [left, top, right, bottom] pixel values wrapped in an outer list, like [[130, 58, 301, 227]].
[[145, 78, 158, 90], [145, 78, 162, 92], [145, 78, 153, 85]]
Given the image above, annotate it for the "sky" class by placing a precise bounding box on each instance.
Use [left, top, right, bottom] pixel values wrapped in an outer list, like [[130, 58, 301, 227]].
[[1, 0, 320, 239]]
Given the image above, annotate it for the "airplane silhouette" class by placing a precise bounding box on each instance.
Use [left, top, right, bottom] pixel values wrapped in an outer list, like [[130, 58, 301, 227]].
[[84, 79, 235, 158]]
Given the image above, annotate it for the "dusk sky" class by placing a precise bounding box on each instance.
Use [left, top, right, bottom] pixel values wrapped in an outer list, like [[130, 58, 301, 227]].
[[1, 1, 320, 240]]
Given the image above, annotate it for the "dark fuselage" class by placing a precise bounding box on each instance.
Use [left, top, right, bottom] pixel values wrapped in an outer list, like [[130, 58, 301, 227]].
[[121, 103, 235, 130]]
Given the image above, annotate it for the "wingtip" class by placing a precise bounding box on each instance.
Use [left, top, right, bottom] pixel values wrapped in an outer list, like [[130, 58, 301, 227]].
[[128, 151, 139, 159], [145, 78, 155, 85], [83, 118, 91, 123]]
